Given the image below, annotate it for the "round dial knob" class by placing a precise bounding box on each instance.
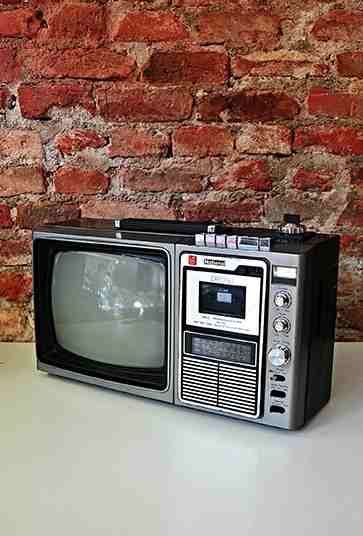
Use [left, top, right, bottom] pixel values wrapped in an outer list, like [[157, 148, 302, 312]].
[[273, 317, 290, 334], [274, 291, 291, 308], [268, 346, 291, 367]]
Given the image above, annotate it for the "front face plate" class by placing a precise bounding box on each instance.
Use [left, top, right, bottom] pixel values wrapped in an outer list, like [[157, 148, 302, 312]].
[[177, 252, 268, 420]]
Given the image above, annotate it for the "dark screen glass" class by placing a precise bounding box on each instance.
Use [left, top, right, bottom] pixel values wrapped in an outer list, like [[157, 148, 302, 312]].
[[52, 251, 166, 368], [199, 282, 246, 319]]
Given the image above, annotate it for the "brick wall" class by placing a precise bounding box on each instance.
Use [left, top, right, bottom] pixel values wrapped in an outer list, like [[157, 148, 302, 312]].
[[0, 0, 362, 341]]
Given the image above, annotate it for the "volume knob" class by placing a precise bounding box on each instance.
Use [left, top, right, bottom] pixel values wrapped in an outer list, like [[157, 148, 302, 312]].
[[273, 317, 290, 334], [268, 346, 291, 367], [274, 291, 291, 308]]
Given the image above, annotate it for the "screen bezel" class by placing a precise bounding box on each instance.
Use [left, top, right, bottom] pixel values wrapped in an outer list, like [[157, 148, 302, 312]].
[[33, 238, 169, 391]]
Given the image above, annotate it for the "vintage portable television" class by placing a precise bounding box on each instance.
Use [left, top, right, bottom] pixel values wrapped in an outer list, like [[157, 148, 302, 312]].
[[33, 215, 340, 430]]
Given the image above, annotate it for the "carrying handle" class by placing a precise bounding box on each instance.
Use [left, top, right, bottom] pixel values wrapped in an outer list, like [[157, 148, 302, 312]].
[[114, 219, 224, 235]]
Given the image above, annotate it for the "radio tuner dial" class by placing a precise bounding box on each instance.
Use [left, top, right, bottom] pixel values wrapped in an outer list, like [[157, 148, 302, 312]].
[[273, 317, 290, 334], [268, 346, 291, 368], [274, 291, 291, 308]]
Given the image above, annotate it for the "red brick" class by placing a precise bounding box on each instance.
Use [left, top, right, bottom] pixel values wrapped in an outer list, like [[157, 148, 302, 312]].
[[337, 52, 363, 79], [96, 84, 193, 122], [351, 166, 363, 188], [0, 87, 10, 110], [37, 2, 105, 49], [0, 130, 42, 161], [54, 167, 109, 194], [0, 203, 12, 228], [182, 199, 261, 223], [143, 51, 229, 85], [193, 10, 281, 48], [173, 126, 233, 156], [236, 124, 291, 155], [338, 302, 363, 333], [122, 168, 204, 193], [197, 91, 299, 122], [212, 160, 271, 191], [0, 307, 27, 340], [81, 200, 175, 220], [109, 128, 169, 158], [308, 87, 363, 119], [0, 271, 32, 302], [16, 203, 80, 229], [20, 47, 136, 81], [0, 167, 44, 197], [232, 51, 328, 78], [18, 82, 95, 119], [0, 48, 20, 83], [55, 130, 107, 155], [0, 239, 31, 266], [110, 11, 188, 42], [0, 8, 42, 38], [312, 10, 363, 42], [340, 235, 363, 257], [338, 198, 363, 228], [294, 126, 363, 156], [292, 168, 334, 192]]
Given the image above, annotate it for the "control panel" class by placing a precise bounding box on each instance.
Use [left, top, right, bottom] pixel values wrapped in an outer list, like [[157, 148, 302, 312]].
[[266, 281, 297, 421]]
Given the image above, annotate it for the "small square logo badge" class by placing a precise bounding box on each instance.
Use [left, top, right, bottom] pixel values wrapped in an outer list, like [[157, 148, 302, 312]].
[[188, 255, 197, 266]]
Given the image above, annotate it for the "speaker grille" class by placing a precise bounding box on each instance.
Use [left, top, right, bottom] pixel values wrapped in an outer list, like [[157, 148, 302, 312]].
[[181, 356, 258, 416]]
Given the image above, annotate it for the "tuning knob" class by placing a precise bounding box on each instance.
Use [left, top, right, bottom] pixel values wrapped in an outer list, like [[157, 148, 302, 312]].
[[268, 346, 291, 367], [273, 317, 290, 334], [274, 291, 291, 308]]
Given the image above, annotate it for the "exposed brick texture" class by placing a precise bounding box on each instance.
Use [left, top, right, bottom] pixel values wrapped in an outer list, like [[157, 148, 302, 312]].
[[54, 167, 109, 194], [173, 126, 233, 156], [109, 128, 169, 158], [212, 160, 272, 192], [55, 130, 107, 155], [96, 84, 193, 122], [312, 10, 363, 42], [0, 203, 12, 227], [19, 81, 95, 119], [143, 51, 229, 85], [197, 91, 300, 122], [0, 1, 361, 341], [20, 47, 136, 81], [0, 167, 44, 197], [110, 11, 188, 42], [0, 48, 20, 83], [236, 124, 291, 155], [0, 8, 42, 38], [192, 10, 281, 48], [0, 271, 32, 302], [0, 87, 10, 110]]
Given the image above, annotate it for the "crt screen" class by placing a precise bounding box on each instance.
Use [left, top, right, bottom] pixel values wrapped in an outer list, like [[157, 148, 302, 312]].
[[51, 251, 166, 368]]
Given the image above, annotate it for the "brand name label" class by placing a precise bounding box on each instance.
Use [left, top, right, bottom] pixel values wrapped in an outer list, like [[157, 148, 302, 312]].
[[203, 258, 225, 267]]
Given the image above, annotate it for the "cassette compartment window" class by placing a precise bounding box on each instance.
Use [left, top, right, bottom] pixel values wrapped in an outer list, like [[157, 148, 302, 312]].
[[199, 282, 246, 319]]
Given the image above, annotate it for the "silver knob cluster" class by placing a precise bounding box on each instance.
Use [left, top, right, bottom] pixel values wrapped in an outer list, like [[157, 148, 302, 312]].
[[268, 346, 291, 367], [273, 317, 290, 334], [274, 291, 291, 308]]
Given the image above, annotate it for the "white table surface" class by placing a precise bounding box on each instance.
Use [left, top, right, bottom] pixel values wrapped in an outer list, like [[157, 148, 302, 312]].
[[0, 343, 362, 536]]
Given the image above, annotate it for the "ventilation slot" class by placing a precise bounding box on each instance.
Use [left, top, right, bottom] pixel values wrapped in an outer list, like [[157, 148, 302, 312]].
[[182, 357, 218, 406], [181, 358, 258, 416]]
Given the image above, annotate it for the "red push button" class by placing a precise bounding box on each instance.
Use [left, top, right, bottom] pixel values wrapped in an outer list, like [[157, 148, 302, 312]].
[[188, 255, 197, 266]]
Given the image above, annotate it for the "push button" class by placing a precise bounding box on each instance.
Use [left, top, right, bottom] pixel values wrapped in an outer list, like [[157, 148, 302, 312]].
[[270, 405, 285, 414], [270, 390, 286, 399]]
